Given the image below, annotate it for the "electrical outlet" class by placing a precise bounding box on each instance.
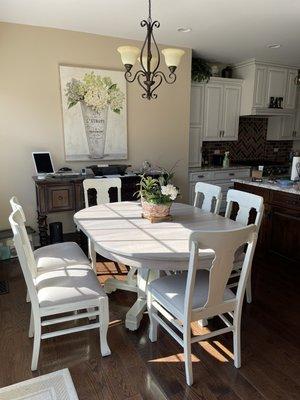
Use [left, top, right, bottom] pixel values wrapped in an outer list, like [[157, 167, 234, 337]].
[[273, 148, 279, 153]]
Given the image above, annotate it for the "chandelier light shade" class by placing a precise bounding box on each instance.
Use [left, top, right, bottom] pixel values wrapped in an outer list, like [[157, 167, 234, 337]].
[[117, 0, 185, 100], [117, 46, 140, 68]]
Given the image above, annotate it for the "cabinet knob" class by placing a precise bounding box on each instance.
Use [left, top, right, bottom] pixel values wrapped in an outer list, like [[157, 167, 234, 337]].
[[198, 174, 204, 178], [58, 195, 63, 201], [229, 173, 235, 176]]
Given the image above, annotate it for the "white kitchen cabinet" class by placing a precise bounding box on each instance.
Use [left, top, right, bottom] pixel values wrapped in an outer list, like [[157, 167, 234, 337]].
[[203, 82, 223, 140], [285, 69, 298, 109], [253, 65, 268, 107], [233, 59, 298, 115], [203, 80, 242, 141], [266, 66, 287, 104], [190, 84, 204, 126], [267, 87, 300, 140], [223, 84, 242, 140], [189, 127, 202, 165]]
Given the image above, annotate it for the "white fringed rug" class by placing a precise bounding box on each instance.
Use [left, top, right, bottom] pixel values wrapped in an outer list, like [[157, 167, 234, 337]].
[[0, 369, 79, 400]]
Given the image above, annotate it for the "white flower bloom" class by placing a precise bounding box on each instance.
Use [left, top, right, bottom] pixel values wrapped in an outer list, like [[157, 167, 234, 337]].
[[161, 184, 178, 201]]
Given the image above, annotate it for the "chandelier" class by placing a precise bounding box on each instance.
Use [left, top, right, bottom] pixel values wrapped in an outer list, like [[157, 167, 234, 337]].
[[117, 0, 185, 100]]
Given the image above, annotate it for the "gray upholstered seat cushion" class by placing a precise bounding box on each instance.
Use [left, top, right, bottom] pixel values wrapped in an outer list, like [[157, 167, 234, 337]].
[[34, 242, 90, 270], [149, 270, 235, 318], [35, 264, 105, 308]]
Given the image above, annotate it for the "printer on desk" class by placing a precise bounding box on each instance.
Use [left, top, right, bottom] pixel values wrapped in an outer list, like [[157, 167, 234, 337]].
[[87, 164, 130, 176]]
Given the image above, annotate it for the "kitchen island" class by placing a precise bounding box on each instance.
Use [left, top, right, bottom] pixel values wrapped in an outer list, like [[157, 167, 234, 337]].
[[233, 178, 300, 263]]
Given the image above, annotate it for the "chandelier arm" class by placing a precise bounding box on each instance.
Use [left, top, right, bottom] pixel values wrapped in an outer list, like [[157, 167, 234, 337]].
[[139, 20, 151, 74], [150, 21, 161, 74], [137, 73, 151, 99], [154, 70, 177, 85], [125, 69, 146, 83], [149, 73, 163, 98]]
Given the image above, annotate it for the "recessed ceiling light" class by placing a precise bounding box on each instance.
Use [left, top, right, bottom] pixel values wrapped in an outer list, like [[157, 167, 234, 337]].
[[177, 27, 192, 33], [267, 44, 282, 49]]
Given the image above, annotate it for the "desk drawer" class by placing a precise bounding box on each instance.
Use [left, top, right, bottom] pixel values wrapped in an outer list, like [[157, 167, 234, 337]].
[[190, 171, 214, 182], [214, 169, 250, 181], [46, 185, 75, 212]]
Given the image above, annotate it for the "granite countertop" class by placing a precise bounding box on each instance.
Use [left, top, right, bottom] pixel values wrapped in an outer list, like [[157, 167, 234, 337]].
[[232, 178, 300, 195], [189, 165, 252, 172]]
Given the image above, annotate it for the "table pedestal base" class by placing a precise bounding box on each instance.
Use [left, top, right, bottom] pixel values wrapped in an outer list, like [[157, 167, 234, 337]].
[[125, 268, 159, 331]]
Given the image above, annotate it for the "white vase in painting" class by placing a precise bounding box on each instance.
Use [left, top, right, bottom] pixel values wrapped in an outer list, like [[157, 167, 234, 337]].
[[80, 102, 108, 159]]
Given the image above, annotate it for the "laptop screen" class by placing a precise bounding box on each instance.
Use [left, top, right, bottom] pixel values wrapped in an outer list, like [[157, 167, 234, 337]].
[[32, 152, 54, 174]]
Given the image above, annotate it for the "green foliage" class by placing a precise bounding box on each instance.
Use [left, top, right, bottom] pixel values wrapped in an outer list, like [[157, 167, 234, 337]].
[[136, 176, 172, 205], [192, 58, 212, 83]]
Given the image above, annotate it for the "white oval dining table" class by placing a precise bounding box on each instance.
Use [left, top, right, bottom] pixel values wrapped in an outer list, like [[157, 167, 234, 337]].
[[74, 201, 243, 330]]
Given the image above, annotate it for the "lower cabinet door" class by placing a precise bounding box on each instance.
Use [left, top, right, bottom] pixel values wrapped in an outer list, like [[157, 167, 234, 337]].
[[269, 206, 300, 262]]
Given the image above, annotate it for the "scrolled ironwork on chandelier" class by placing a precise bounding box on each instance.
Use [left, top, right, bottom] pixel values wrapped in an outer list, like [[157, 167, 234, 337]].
[[117, 0, 185, 100]]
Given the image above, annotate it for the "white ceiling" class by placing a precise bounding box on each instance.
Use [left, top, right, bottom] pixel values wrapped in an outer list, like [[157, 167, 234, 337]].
[[1, 0, 300, 66]]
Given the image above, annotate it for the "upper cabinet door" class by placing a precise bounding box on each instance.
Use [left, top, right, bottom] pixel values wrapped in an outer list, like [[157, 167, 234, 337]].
[[266, 67, 288, 106], [293, 88, 300, 139], [190, 84, 204, 126], [285, 69, 298, 109], [253, 65, 268, 107], [223, 84, 241, 140], [203, 83, 223, 140], [267, 115, 295, 140], [189, 127, 202, 165]]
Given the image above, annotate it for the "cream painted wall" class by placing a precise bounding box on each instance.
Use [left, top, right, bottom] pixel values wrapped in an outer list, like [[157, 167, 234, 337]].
[[0, 22, 191, 233]]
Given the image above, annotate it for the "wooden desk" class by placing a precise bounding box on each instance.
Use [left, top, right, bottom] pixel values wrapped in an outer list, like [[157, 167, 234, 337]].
[[33, 175, 143, 246]]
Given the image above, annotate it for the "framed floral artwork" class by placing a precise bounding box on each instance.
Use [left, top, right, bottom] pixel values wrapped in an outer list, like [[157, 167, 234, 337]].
[[59, 65, 127, 161]]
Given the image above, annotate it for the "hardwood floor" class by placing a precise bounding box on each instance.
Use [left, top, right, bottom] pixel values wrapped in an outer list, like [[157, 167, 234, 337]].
[[0, 254, 299, 400]]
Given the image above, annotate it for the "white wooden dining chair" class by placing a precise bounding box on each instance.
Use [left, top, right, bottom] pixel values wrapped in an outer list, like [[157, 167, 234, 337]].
[[10, 196, 90, 271], [9, 208, 111, 371], [82, 178, 138, 294], [225, 189, 264, 303], [194, 182, 222, 214], [147, 224, 258, 386]]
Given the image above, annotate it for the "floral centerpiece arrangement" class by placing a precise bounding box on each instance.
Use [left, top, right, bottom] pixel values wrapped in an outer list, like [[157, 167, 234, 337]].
[[137, 167, 179, 221], [65, 72, 125, 159]]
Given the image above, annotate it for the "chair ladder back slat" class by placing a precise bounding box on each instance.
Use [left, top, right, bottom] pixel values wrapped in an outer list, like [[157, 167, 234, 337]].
[[83, 178, 122, 207]]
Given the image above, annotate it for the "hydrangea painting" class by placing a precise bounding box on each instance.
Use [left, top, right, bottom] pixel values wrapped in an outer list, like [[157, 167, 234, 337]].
[[59, 65, 127, 160]]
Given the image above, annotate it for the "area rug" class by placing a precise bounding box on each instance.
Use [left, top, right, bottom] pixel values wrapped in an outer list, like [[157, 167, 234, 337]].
[[0, 368, 79, 399]]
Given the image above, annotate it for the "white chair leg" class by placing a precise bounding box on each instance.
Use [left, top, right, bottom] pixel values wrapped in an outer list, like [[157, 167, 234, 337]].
[[28, 309, 34, 338], [147, 293, 158, 342], [88, 239, 97, 273], [26, 290, 30, 303], [99, 297, 111, 357], [31, 317, 41, 371], [246, 276, 252, 304], [233, 314, 242, 368], [183, 325, 193, 386]]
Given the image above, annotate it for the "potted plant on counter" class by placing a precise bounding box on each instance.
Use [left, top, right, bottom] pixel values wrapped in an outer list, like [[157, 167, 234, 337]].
[[137, 169, 179, 222]]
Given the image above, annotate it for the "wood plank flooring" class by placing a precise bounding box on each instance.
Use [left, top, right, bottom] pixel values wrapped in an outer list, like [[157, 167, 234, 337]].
[[0, 254, 299, 400]]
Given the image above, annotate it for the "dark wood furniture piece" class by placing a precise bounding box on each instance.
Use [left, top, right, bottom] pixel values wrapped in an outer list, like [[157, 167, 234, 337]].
[[33, 175, 142, 246], [234, 182, 300, 262]]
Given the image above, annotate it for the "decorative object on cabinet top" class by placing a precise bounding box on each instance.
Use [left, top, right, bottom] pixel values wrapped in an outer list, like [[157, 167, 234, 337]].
[[191, 58, 212, 82]]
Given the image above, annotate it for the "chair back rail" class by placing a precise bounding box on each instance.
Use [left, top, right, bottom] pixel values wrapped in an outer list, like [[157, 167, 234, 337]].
[[194, 182, 222, 214], [225, 189, 264, 228], [83, 178, 122, 207]]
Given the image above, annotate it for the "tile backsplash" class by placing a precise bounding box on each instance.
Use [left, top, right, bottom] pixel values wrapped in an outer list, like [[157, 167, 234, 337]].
[[202, 117, 293, 164]]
